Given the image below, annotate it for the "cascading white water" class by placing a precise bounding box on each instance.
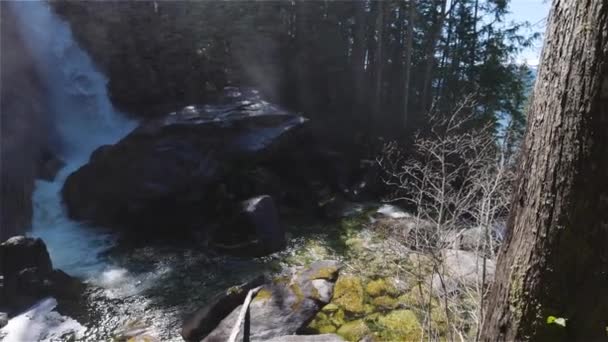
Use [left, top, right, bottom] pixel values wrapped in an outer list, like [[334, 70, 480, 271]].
[[9, 1, 136, 278], [1, 2, 140, 339]]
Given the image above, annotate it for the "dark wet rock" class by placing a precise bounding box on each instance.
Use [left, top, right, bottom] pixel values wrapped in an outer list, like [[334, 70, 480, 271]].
[[62, 95, 308, 236], [201, 260, 342, 342], [267, 334, 345, 342], [181, 275, 267, 342], [0, 312, 7, 328], [213, 195, 285, 256], [0, 236, 84, 315], [1, 236, 52, 275], [37, 148, 66, 181]]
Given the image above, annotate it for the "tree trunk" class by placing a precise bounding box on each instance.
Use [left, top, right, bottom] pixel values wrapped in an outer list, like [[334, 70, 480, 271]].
[[480, 0, 608, 341], [402, 0, 415, 129], [372, 0, 385, 131], [295, 1, 312, 112], [352, 0, 367, 122], [420, 0, 448, 113]]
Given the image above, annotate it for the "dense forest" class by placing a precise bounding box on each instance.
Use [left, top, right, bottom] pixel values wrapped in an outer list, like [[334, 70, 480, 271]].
[[52, 0, 536, 141], [2, 0, 606, 341]]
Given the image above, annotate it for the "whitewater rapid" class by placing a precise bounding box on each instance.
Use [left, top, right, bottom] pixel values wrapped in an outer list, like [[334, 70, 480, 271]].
[[10, 1, 135, 277], [2, 2, 138, 340]]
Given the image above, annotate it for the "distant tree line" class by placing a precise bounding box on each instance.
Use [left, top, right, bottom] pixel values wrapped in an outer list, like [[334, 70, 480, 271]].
[[54, 0, 536, 144]]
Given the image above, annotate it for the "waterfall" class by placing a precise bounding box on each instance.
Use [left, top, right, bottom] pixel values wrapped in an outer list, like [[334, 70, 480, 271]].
[[9, 1, 136, 277]]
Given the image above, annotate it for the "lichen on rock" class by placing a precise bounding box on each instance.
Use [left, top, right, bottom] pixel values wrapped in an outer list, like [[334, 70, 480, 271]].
[[253, 287, 273, 303], [376, 309, 422, 341], [336, 319, 370, 342], [365, 278, 398, 297], [371, 296, 399, 311], [332, 275, 365, 314]]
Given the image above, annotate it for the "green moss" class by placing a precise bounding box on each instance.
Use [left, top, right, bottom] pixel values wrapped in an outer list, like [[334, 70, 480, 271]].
[[272, 276, 290, 285], [330, 309, 346, 327], [309, 265, 340, 280], [253, 288, 273, 302], [333, 275, 365, 314], [226, 286, 244, 296], [318, 325, 337, 334], [290, 283, 305, 310], [372, 296, 400, 311], [365, 278, 399, 297], [363, 312, 382, 323], [398, 286, 438, 308], [431, 306, 450, 336], [377, 310, 422, 341], [344, 238, 365, 253], [322, 303, 340, 313], [336, 319, 371, 342]]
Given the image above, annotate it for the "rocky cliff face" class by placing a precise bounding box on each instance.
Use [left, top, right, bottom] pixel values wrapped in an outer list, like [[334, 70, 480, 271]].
[[0, 3, 50, 239]]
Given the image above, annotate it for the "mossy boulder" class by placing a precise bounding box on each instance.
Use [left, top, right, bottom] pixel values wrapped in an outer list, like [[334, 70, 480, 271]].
[[318, 325, 338, 334], [397, 285, 442, 311], [365, 278, 398, 297], [336, 319, 370, 342], [301, 260, 342, 281], [201, 261, 341, 341], [330, 309, 346, 327], [333, 275, 365, 314], [377, 310, 422, 341], [253, 288, 273, 303], [322, 303, 340, 313], [371, 296, 399, 311]]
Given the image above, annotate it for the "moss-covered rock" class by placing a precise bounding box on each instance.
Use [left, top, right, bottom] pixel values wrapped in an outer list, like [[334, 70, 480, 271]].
[[397, 286, 437, 308], [330, 309, 346, 327], [336, 319, 370, 342], [318, 325, 338, 334], [371, 296, 399, 311], [333, 275, 365, 314], [377, 310, 422, 341], [344, 237, 365, 253], [365, 278, 398, 297], [289, 282, 305, 310], [253, 287, 273, 303], [364, 303, 376, 315], [322, 303, 340, 313], [308, 265, 340, 280], [430, 306, 450, 336]]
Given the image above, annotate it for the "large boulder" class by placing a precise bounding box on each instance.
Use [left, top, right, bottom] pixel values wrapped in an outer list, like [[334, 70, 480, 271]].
[[199, 260, 342, 342], [432, 249, 496, 295], [62, 92, 308, 236], [0, 236, 84, 315], [181, 275, 268, 342], [0, 236, 52, 276], [213, 195, 285, 256]]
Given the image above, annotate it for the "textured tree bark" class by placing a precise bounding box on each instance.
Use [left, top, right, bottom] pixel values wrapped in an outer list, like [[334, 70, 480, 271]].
[[480, 0, 608, 341]]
